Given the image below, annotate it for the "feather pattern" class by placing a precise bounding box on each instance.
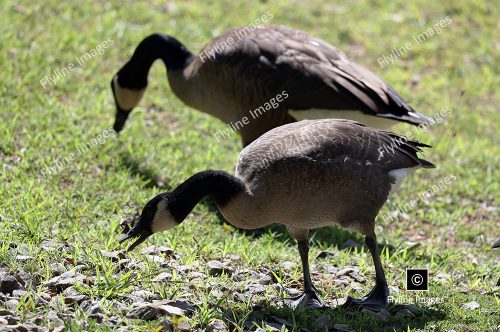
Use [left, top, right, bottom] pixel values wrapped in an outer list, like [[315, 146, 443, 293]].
[[235, 119, 434, 182], [192, 25, 429, 124]]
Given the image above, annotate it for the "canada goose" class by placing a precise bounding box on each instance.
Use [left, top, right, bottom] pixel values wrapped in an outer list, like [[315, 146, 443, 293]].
[[111, 25, 431, 145], [119, 119, 435, 310]]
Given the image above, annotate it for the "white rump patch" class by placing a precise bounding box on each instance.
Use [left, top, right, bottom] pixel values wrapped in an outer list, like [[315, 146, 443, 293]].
[[113, 76, 146, 110], [388, 166, 420, 196], [288, 109, 398, 130]]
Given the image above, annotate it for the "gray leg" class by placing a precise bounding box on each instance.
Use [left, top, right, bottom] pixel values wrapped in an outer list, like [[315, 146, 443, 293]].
[[343, 233, 389, 312]]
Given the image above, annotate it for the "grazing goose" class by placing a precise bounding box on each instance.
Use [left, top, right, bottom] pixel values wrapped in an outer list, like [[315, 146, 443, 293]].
[[111, 25, 431, 145], [119, 119, 435, 310]]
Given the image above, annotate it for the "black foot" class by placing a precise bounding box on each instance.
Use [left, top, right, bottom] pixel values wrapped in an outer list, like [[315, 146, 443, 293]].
[[286, 291, 326, 309], [343, 283, 389, 312]]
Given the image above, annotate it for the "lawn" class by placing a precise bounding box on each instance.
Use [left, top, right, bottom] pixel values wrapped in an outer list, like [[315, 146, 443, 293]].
[[0, 0, 498, 331]]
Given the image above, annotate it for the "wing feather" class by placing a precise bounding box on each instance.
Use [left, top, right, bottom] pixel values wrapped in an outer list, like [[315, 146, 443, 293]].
[[201, 25, 430, 125], [236, 119, 434, 181]]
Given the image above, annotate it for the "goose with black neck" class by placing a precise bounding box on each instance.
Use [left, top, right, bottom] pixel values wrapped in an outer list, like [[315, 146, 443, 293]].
[[111, 34, 194, 132], [111, 25, 433, 146], [119, 119, 435, 310]]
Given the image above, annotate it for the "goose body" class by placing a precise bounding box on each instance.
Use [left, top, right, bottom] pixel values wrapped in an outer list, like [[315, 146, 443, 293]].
[[120, 119, 435, 310], [220, 120, 431, 234], [112, 25, 431, 145]]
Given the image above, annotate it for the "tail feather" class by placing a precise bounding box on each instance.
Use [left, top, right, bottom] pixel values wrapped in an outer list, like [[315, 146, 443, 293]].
[[382, 132, 435, 168], [419, 159, 436, 169], [408, 111, 433, 125], [384, 87, 433, 126]]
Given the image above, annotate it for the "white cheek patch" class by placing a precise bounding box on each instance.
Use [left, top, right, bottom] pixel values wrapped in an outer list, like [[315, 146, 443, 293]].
[[113, 76, 146, 110], [288, 109, 398, 130], [151, 200, 178, 233]]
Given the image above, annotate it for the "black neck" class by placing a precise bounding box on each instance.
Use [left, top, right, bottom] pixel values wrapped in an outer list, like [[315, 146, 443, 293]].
[[166, 170, 245, 223], [117, 33, 194, 89]]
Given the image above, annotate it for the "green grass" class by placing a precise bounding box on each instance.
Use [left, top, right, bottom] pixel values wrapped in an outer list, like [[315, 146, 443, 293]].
[[1, 0, 498, 331]]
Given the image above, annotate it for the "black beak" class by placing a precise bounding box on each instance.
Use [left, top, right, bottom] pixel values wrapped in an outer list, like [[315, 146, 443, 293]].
[[110, 77, 130, 133], [119, 226, 151, 251], [113, 108, 130, 133]]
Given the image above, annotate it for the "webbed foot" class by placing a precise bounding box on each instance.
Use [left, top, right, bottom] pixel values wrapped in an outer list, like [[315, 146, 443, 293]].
[[286, 290, 327, 309], [343, 283, 389, 312]]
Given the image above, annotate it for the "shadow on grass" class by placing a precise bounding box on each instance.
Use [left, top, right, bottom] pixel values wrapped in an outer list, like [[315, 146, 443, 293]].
[[223, 302, 446, 332], [118, 151, 171, 189]]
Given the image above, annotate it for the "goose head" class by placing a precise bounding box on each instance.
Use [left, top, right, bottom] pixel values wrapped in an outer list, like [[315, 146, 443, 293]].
[[111, 33, 193, 132], [119, 193, 179, 251], [119, 170, 244, 251]]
